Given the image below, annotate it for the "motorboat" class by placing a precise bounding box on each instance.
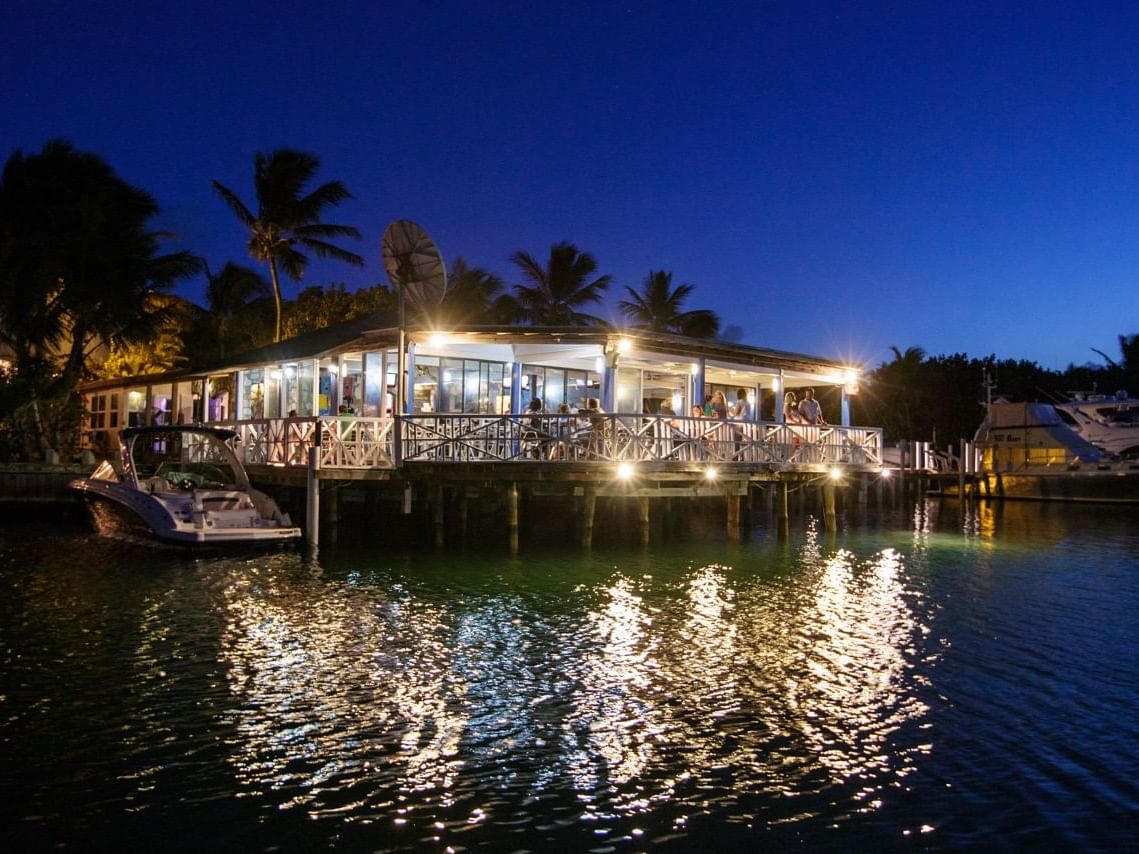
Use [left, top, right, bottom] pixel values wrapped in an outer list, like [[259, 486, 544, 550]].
[[1051, 391, 1139, 459], [70, 425, 302, 546]]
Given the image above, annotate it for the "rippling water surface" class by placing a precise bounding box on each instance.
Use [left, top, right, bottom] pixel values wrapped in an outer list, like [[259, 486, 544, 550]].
[[3, 500, 1139, 851]]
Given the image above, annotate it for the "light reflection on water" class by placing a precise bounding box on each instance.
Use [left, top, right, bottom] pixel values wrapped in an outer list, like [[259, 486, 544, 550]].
[[3, 500, 1139, 850]]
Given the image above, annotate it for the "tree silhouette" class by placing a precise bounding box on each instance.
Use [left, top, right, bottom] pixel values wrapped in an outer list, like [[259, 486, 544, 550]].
[[618, 270, 720, 338], [212, 149, 364, 342], [510, 242, 611, 326]]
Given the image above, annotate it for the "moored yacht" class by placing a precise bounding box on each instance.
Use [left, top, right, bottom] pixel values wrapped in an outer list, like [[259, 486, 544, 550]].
[[967, 400, 1139, 502], [70, 425, 302, 546], [1051, 391, 1139, 459]]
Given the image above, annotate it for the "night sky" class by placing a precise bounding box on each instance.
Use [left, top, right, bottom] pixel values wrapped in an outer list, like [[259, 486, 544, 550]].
[[5, 1, 1139, 370]]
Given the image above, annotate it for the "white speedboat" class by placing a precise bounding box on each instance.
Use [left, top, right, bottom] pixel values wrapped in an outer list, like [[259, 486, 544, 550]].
[[1052, 391, 1139, 459], [71, 425, 302, 546]]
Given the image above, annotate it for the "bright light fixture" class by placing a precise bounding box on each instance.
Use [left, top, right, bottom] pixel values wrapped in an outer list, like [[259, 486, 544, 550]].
[[705, 467, 718, 481], [617, 462, 635, 481], [428, 332, 446, 348], [617, 337, 631, 355], [828, 467, 843, 481]]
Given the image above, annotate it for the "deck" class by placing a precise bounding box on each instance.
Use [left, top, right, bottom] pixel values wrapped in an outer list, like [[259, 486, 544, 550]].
[[233, 413, 883, 476]]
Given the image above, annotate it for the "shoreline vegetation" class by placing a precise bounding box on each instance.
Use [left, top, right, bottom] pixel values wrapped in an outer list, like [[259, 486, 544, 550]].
[[2, 140, 1137, 464]]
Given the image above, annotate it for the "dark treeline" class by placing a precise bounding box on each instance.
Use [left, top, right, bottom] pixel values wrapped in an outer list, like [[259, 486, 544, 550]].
[[1, 139, 1136, 459], [853, 342, 1139, 445]]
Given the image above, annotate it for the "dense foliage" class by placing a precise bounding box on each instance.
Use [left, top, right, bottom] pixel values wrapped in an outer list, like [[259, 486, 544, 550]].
[[1, 139, 1133, 462], [853, 337, 1139, 444]]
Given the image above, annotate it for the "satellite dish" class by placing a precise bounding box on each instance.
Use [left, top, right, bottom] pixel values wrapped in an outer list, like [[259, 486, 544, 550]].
[[381, 220, 447, 312]]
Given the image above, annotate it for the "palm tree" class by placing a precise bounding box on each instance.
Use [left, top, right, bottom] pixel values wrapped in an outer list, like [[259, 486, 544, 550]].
[[0, 139, 201, 457], [203, 262, 272, 359], [0, 140, 201, 388], [211, 149, 365, 342], [438, 257, 516, 325], [618, 270, 720, 338], [509, 242, 612, 326]]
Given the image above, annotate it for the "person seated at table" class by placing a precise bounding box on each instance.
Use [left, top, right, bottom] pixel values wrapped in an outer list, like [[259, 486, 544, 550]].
[[522, 398, 548, 458]]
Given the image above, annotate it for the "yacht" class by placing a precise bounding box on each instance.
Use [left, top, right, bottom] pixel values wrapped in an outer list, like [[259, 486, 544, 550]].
[[1051, 391, 1139, 459], [71, 425, 302, 546], [965, 400, 1139, 502]]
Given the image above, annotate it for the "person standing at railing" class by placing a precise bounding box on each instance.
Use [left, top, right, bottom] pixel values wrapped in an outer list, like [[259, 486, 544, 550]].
[[798, 388, 825, 425], [710, 390, 728, 419]]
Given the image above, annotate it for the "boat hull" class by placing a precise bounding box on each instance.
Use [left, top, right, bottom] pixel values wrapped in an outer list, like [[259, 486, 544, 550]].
[[940, 470, 1139, 504], [71, 478, 303, 546]]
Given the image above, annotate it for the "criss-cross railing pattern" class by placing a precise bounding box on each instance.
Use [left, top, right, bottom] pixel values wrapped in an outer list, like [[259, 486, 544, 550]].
[[231, 414, 882, 469]]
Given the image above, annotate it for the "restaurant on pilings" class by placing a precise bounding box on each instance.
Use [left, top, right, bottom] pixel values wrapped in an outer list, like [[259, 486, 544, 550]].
[[76, 320, 882, 473]]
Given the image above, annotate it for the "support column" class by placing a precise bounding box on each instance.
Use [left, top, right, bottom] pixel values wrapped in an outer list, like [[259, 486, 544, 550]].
[[507, 482, 519, 555], [404, 341, 417, 414], [777, 480, 789, 540], [726, 492, 740, 542], [458, 492, 469, 539], [581, 485, 597, 549], [305, 446, 320, 546], [823, 482, 837, 532], [638, 496, 650, 546], [511, 361, 523, 414], [433, 484, 445, 548]]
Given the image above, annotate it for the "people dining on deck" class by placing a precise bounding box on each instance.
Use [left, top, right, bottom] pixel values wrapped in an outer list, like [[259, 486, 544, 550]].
[[522, 398, 547, 458]]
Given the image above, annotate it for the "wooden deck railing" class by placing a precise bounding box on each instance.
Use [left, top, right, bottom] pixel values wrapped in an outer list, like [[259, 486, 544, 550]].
[[232, 414, 883, 470]]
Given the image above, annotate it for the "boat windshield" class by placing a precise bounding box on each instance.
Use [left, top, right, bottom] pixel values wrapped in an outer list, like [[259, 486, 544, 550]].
[[128, 430, 242, 489], [1096, 406, 1139, 424]]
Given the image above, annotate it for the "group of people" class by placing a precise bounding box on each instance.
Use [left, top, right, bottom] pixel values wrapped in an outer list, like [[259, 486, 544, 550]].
[[782, 387, 826, 425]]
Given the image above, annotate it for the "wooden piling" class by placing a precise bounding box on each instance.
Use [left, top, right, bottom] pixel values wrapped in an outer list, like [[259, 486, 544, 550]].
[[581, 485, 597, 548], [507, 482, 519, 555], [823, 482, 837, 532], [305, 446, 320, 546], [726, 493, 740, 541], [638, 496, 651, 545], [777, 480, 789, 540], [433, 484, 445, 548]]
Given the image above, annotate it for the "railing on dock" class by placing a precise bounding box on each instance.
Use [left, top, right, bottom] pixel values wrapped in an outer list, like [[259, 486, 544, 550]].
[[232, 414, 883, 470]]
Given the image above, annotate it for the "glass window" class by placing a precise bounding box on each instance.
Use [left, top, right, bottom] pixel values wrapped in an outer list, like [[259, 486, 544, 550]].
[[241, 369, 265, 419], [207, 374, 232, 422], [340, 354, 363, 413], [364, 352, 383, 416], [615, 367, 642, 413], [125, 387, 147, 427], [544, 368, 565, 412], [463, 361, 481, 412], [413, 355, 439, 412]]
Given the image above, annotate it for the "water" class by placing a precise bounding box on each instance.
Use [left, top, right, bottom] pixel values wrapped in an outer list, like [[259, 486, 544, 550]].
[[2, 500, 1138, 851]]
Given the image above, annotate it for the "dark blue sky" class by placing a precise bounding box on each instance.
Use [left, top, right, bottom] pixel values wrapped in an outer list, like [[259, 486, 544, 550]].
[[5, 1, 1139, 370]]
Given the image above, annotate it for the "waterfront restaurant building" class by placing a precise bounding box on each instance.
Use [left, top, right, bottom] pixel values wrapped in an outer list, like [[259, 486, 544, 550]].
[[76, 321, 879, 473]]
